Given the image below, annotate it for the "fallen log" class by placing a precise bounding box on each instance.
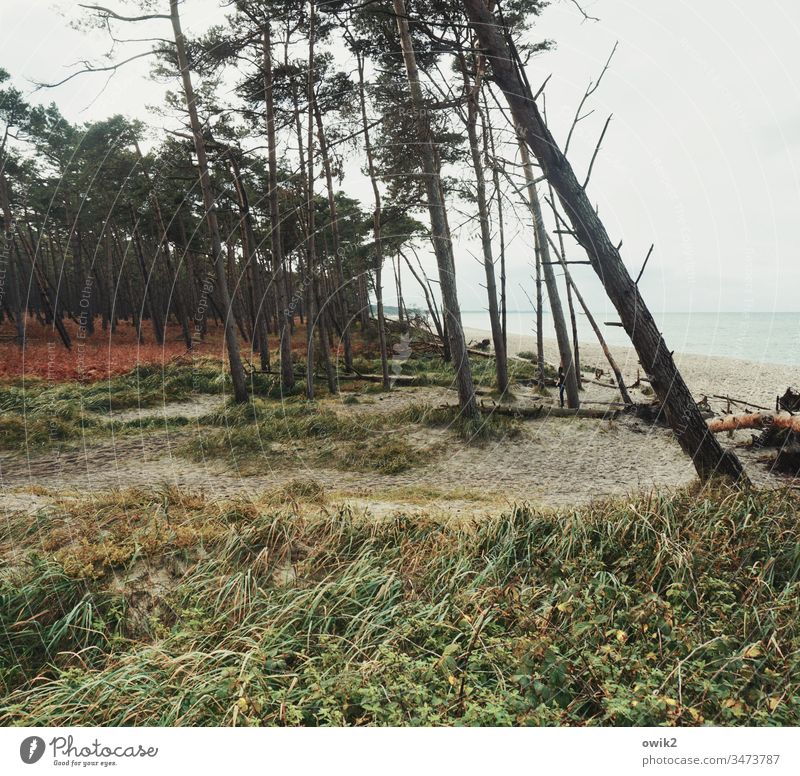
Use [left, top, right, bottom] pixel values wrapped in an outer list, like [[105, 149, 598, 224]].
[[706, 412, 800, 434], [586, 379, 622, 390], [339, 372, 422, 385], [439, 403, 620, 420]]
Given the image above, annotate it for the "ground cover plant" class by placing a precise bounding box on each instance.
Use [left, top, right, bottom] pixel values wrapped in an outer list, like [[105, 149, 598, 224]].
[[1, 485, 798, 726]]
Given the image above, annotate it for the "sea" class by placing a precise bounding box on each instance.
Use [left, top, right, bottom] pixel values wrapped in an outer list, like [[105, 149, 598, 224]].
[[458, 311, 800, 368]]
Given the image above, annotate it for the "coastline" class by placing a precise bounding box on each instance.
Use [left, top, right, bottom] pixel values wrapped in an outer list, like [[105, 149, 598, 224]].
[[463, 325, 799, 414]]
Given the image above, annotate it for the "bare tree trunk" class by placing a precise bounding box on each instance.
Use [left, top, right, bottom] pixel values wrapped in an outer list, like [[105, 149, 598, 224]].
[[228, 153, 270, 371], [262, 23, 294, 390], [11, 242, 26, 346], [303, 1, 336, 397], [457, 51, 508, 393], [170, 0, 248, 403], [393, 0, 478, 417], [547, 183, 581, 388], [356, 52, 390, 389], [532, 215, 546, 386], [314, 101, 354, 373], [565, 266, 581, 388], [464, 0, 745, 482], [130, 211, 164, 345], [14, 223, 71, 348], [519, 138, 579, 407], [132, 138, 192, 349], [482, 95, 507, 354], [101, 227, 113, 331], [393, 254, 407, 324], [0, 173, 25, 346]]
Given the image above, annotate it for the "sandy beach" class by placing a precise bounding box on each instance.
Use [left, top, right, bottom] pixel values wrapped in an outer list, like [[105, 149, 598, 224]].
[[457, 325, 800, 499], [465, 326, 799, 415]]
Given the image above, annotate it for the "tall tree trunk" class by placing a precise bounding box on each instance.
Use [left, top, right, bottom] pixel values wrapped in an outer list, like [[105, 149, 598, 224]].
[[303, 1, 336, 397], [356, 52, 390, 390], [457, 50, 508, 393], [393, 0, 478, 417], [0, 173, 25, 346], [532, 213, 546, 386], [225, 239, 250, 343], [393, 254, 406, 324], [13, 221, 71, 349], [170, 0, 248, 403], [464, 0, 745, 482], [262, 21, 294, 390], [519, 138, 580, 408], [550, 184, 582, 388], [11, 241, 26, 346], [130, 211, 164, 345], [132, 138, 192, 349], [314, 101, 354, 373], [228, 153, 270, 372], [104, 227, 117, 333], [73, 229, 94, 336], [483, 95, 507, 354]]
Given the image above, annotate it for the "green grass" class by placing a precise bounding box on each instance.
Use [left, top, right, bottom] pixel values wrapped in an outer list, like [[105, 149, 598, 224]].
[[0, 359, 232, 450], [2, 485, 799, 726], [396, 402, 522, 442], [0, 350, 539, 453], [181, 399, 433, 475]]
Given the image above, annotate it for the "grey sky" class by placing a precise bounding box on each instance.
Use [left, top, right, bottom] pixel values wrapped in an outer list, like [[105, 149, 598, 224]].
[[2, 0, 799, 316]]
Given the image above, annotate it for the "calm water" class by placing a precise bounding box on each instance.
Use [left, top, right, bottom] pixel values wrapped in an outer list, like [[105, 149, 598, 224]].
[[459, 311, 800, 367]]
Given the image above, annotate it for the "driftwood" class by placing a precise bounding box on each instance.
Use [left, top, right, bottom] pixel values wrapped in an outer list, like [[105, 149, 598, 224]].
[[587, 378, 622, 390], [706, 412, 800, 434], [708, 394, 773, 413]]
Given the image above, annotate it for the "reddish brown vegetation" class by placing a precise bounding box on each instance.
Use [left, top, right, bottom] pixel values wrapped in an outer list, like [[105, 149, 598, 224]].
[[0, 317, 369, 383], [0, 319, 211, 381]]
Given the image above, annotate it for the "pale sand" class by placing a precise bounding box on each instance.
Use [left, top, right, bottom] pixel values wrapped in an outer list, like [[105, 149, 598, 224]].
[[461, 324, 800, 499], [1, 335, 797, 517]]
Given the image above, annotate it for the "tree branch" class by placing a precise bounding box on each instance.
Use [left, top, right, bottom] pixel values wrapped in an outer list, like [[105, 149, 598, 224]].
[[34, 49, 163, 89], [582, 113, 612, 189], [78, 4, 170, 22]]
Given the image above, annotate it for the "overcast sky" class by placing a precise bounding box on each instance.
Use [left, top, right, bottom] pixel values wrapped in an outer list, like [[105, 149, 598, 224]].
[[2, 0, 799, 317]]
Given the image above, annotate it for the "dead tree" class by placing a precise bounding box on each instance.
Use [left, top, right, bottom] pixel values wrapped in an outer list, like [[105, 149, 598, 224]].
[[547, 232, 632, 404], [519, 137, 580, 408], [463, 0, 745, 482], [707, 412, 800, 434]]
